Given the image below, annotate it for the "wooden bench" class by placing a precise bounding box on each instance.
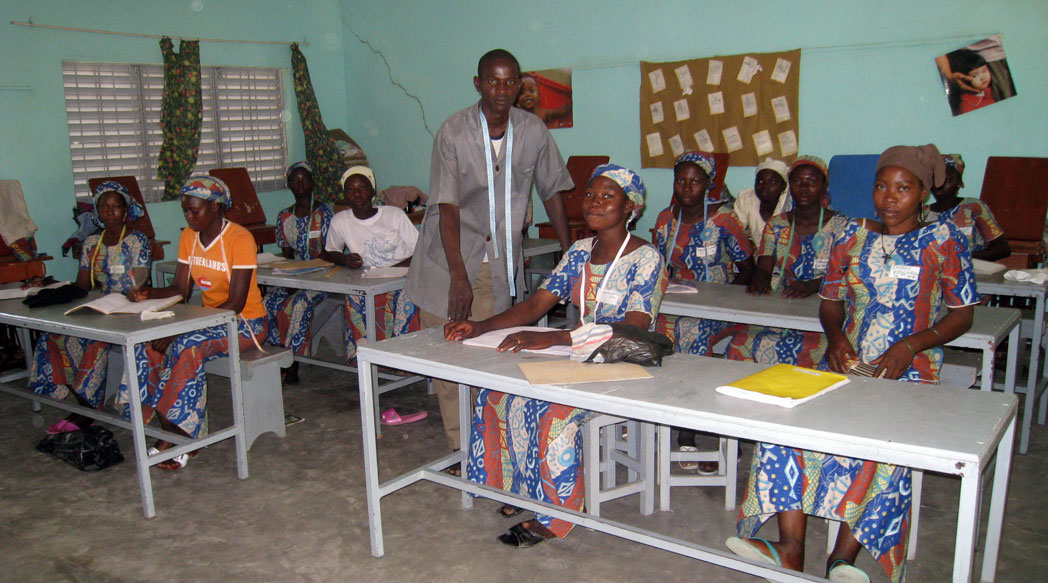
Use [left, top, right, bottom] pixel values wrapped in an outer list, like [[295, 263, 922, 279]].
[[204, 346, 293, 451], [106, 344, 292, 452]]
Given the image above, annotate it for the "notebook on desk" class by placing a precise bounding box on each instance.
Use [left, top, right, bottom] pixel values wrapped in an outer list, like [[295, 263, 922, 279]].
[[716, 364, 849, 408]]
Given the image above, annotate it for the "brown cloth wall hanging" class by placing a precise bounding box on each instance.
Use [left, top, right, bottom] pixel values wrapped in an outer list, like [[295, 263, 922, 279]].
[[639, 49, 800, 168]]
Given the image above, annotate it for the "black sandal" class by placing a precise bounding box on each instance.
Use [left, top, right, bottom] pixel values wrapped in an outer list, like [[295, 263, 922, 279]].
[[497, 522, 550, 548], [498, 504, 524, 518]]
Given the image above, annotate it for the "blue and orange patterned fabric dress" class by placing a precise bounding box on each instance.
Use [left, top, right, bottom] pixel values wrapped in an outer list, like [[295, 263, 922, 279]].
[[738, 220, 978, 583], [653, 204, 752, 354], [31, 230, 152, 408], [467, 237, 667, 537], [923, 198, 1004, 254], [726, 213, 850, 367], [263, 203, 333, 355]]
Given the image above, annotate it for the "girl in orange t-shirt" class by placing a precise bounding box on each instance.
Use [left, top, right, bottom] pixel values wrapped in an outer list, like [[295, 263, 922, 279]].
[[118, 175, 267, 470]]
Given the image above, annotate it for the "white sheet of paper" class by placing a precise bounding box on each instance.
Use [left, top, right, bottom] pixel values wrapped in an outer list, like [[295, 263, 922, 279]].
[[646, 132, 664, 157], [650, 101, 665, 124], [256, 252, 282, 265], [708, 91, 725, 115], [693, 129, 715, 152], [675, 64, 694, 92], [722, 126, 744, 153], [706, 60, 723, 85], [648, 69, 666, 93], [752, 130, 774, 156], [668, 134, 685, 158], [673, 98, 690, 121], [666, 282, 698, 294], [737, 56, 761, 83], [771, 58, 792, 83], [362, 266, 410, 278], [771, 96, 791, 123], [64, 293, 182, 316], [778, 130, 798, 156], [741, 92, 758, 117], [463, 326, 573, 357]]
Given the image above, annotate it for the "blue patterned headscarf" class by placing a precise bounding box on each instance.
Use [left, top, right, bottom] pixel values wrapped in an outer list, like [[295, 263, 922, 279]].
[[675, 151, 722, 203], [91, 181, 145, 228], [181, 175, 232, 209], [590, 163, 646, 221], [286, 160, 315, 180], [943, 153, 965, 176]]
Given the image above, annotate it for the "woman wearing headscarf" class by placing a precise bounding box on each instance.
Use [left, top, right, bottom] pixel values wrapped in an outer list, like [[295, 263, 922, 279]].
[[726, 156, 849, 367], [445, 164, 667, 548], [733, 158, 793, 248], [728, 145, 977, 583], [120, 175, 268, 470], [30, 181, 152, 435], [653, 152, 754, 472], [925, 153, 1010, 261], [263, 161, 333, 383]]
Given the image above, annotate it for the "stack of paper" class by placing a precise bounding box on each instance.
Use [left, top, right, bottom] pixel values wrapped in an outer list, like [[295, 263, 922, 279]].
[[463, 326, 573, 357], [268, 258, 331, 276], [716, 364, 849, 408], [64, 294, 183, 319], [0, 281, 71, 301]]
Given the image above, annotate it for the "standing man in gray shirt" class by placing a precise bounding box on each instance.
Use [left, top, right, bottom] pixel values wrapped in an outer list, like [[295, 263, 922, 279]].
[[405, 49, 573, 455]]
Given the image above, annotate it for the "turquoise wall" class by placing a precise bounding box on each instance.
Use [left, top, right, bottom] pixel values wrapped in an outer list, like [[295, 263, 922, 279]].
[[0, 0, 347, 280], [340, 0, 1048, 237]]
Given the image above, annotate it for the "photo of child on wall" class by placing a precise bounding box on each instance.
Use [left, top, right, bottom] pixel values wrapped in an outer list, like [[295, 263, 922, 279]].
[[514, 68, 572, 129], [936, 34, 1017, 117]]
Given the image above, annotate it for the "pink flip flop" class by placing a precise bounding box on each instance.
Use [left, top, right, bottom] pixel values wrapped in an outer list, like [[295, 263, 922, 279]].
[[46, 419, 80, 435], [380, 408, 428, 425]]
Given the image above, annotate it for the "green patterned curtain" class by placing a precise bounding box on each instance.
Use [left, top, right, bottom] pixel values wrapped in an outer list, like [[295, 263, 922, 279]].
[[291, 43, 344, 204], [157, 37, 203, 201]]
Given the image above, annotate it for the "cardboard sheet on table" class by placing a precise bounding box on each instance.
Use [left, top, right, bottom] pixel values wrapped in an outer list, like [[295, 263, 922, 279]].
[[518, 360, 653, 385]]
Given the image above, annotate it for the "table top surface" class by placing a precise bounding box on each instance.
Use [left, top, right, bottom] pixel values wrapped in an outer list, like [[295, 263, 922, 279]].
[[660, 282, 1019, 346], [0, 293, 235, 344], [975, 271, 1048, 297], [359, 328, 1016, 473]]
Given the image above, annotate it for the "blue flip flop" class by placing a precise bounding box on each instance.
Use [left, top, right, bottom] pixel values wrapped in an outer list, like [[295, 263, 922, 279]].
[[828, 559, 870, 583], [726, 536, 783, 566]]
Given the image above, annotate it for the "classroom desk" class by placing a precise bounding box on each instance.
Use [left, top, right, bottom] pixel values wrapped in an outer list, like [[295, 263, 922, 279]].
[[976, 272, 1048, 453], [356, 328, 1016, 583], [0, 296, 246, 519], [659, 282, 1024, 452]]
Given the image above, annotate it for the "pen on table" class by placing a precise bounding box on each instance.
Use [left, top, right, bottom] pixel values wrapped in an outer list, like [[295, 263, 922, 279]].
[[325, 265, 341, 278]]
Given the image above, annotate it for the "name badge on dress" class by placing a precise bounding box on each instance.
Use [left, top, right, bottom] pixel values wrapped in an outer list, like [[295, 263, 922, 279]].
[[111, 264, 126, 275], [889, 264, 920, 280], [960, 226, 973, 237], [695, 243, 717, 258], [309, 230, 321, 238], [597, 289, 623, 306], [813, 258, 829, 272]]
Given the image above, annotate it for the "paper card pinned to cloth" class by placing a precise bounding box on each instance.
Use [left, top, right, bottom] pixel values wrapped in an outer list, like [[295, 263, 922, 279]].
[[518, 360, 653, 385]]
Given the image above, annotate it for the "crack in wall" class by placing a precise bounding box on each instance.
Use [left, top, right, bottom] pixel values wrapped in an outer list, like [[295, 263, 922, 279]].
[[345, 23, 433, 138]]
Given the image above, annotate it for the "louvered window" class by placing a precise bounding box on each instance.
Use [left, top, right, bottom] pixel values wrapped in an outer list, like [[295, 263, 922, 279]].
[[63, 61, 286, 201]]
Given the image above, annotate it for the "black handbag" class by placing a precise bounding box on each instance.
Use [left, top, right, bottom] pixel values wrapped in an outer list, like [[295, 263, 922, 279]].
[[36, 425, 125, 471]]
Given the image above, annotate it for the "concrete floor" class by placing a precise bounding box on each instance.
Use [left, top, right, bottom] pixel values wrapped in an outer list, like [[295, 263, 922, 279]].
[[1, 359, 1046, 583]]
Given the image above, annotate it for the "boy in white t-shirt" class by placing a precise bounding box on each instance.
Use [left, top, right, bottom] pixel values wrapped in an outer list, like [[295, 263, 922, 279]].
[[322, 166, 420, 360]]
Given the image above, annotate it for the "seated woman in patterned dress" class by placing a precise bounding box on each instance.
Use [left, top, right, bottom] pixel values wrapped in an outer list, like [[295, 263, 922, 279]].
[[732, 158, 792, 249], [321, 166, 419, 362], [728, 145, 978, 583], [726, 156, 850, 368], [925, 153, 1010, 261], [30, 181, 151, 434], [263, 161, 333, 384], [653, 151, 754, 470], [120, 176, 269, 471], [445, 164, 667, 548]]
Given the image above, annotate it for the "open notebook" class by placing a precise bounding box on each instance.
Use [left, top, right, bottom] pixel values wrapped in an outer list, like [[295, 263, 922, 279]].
[[64, 293, 182, 316], [716, 364, 849, 408], [462, 326, 573, 357]]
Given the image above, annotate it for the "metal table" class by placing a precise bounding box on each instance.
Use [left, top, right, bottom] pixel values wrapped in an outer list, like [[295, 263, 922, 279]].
[[0, 296, 245, 518], [357, 328, 1016, 583], [659, 282, 1020, 394], [976, 272, 1048, 453]]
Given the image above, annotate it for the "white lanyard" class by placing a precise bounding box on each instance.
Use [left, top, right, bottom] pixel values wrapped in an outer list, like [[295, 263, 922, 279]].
[[579, 235, 631, 325], [479, 107, 516, 297]]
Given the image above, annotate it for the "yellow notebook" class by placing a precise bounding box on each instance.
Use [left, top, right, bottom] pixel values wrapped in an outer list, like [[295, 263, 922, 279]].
[[716, 364, 849, 408]]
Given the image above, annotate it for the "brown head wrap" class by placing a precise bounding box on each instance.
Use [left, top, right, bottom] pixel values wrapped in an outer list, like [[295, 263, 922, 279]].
[[875, 144, 946, 191]]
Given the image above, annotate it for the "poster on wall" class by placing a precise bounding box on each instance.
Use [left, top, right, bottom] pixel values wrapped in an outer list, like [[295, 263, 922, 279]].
[[639, 49, 800, 168], [936, 34, 1017, 117], [515, 68, 572, 129]]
